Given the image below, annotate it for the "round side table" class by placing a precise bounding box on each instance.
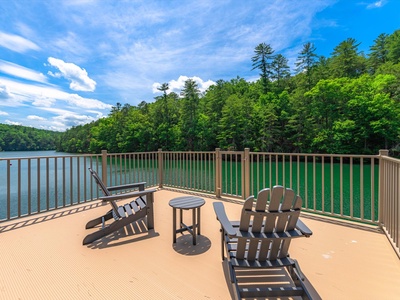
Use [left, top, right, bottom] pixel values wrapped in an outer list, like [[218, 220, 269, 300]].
[[169, 196, 205, 245]]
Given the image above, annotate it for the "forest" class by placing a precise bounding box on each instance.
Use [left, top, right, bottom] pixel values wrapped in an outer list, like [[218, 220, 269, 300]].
[[56, 29, 400, 155], [0, 124, 61, 151]]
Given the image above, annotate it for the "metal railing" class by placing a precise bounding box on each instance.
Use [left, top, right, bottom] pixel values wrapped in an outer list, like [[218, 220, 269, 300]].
[[246, 151, 379, 224], [0, 151, 158, 221], [379, 150, 400, 257], [0, 148, 399, 257]]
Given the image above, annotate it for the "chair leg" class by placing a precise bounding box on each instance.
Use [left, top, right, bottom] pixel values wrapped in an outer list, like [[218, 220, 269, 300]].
[[85, 210, 113, 229], [221, 227, 225, 260], [146, 193, 155, 230]]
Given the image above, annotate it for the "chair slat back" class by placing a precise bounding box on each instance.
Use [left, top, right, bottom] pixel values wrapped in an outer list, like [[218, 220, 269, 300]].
[[236, 185, 303, 261], [239, 196, 255, 231], [88, 168, 121, 217], [88, 168, 111, 196]]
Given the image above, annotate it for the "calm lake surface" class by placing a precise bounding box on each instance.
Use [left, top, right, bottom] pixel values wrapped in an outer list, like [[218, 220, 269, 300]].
[[0, 150, 72, 158]]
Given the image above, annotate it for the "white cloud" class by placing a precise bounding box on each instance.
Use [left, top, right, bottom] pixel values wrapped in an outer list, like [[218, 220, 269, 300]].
[[47, 57, 96, 92], [27, 115, 46, 121], [153, 76, 216, 95], [5, 120, 22, 126], [52, 111, 96, 128], [24, 107, 100, 131], [0, 31, 40, 53], [32, 96, 56, 107], [0, 77, 111, 110], [0, 60, 47, 83], [64, 93, 112, 109], [0, 110, 9, 116], [0, 81, 13, 99], [0, 77, 112, 131], [367, 1, 386, 9]]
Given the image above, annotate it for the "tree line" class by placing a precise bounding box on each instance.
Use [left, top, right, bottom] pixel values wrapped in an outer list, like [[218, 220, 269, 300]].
[[0, 124, 61, 151], [56, 29, 400, 155]]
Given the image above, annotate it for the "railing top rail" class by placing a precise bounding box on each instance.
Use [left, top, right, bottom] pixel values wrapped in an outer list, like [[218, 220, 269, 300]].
[[219, 150, 244, 154], [249, 152, 378, 159], [161, 151, 215, 154], [0, 153, 102, 161], [107, 152, 158, 155], [379, 155, 400, 163]]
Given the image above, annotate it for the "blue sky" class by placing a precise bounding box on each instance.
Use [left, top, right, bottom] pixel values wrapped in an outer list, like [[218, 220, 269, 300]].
[[0, 0, 399, 131]]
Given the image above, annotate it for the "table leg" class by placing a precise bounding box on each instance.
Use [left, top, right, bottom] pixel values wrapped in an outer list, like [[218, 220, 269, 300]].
[[197, 207, 201, 235], [173, 207, 176, 243], [179, 208, 183, 229], [192, 208, 196, 245]]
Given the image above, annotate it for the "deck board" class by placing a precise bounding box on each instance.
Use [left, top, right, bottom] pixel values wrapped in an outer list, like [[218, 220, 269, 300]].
[[0, 189, 399, 299]]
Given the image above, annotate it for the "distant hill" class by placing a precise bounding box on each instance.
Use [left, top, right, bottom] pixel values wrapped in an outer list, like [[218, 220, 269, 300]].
[[0, 124, 62, 151]]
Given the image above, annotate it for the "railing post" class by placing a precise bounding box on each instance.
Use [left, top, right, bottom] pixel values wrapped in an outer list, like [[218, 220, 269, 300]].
[[215, 148, 221, 198], [244, 148, 250, 199], [101, 150, 108, 185], [158, 148, 163, 188], [378, 149, 389, 228]]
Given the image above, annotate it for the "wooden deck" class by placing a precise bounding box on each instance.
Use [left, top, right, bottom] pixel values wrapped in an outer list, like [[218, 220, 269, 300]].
[[1, 189, 399, 299]]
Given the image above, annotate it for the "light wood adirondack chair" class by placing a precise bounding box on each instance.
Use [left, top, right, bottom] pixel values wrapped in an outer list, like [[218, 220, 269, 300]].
[[213, 185, 316, 299], [83, 168, 156, 245]]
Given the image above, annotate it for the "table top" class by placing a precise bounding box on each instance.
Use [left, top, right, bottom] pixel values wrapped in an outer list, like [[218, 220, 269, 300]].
[[169, 196, 205, 209]]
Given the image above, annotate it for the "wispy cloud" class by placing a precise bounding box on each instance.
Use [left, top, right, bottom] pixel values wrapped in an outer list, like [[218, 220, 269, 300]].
[[27, 115, 46, 121], [47, 57, 96, 92], [0, 60, 47, 83], [5, 120, 22, 126], [367, 1, 387, 9], [0, 31, 40, 53], [0, 77, 111, 130]]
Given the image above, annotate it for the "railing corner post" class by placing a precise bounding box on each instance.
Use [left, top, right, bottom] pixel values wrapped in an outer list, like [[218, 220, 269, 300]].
[[378, 149, 389, 227], [244, 148, 250, 199], [101, 150, 108, 184], [158, 148, 163, 188], [215, 148, 221, 198]]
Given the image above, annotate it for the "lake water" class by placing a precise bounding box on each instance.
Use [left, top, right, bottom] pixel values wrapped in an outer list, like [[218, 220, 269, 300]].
[[0, 151, 98, 220], [0, 150, 72, 158]]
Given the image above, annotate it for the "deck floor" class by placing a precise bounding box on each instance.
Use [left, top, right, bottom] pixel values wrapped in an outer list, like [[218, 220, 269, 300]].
[[1, 189, 399, 299]]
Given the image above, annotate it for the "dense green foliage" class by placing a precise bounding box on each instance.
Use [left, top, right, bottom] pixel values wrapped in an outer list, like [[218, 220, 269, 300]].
[[58, 29, 400, 155], [0, 124, 61, 151]]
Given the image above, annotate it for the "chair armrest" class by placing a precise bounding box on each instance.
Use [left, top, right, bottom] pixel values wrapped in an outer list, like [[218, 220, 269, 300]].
[[107, 182, 146, 192], [296, 218, 313, 237], [213, 202, 237, 238], [100, 188, 156, 202]]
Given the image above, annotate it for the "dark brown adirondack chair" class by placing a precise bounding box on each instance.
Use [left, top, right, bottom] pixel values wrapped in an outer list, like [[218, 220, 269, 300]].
[[213, 185, 316, 299], [83, 168, 156, 245]]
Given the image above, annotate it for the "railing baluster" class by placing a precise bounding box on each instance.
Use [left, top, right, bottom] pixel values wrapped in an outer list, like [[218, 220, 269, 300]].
[[18, 159, 21, 217], [350, 157, 353, 218], [360, 158, 364, 220], [330, 156, 334, 216], [37, 158, 40, 213], [340, 156, 343, 216], [62, 157, 66, 207], [55, 158, 58, 208], [313, 155, 316, 212], [28, 159, 31, 215], [7, 159, 11, 220], [46, 157, 50, 210], [321, 156, 325, 213]]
